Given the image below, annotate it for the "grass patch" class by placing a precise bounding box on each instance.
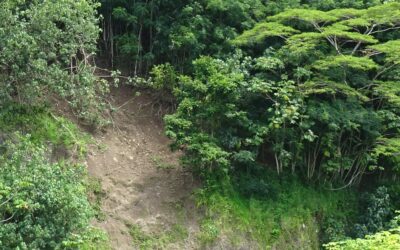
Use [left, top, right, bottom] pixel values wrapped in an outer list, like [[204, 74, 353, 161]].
[[0, 103, 91, 155], [130, 224, 188, 249], [197, 219, 219, 245], [195, 172, 358, 248], [86, 176, 107, 221], [97, 143, 108, 153], [151, 156, 176, 170]]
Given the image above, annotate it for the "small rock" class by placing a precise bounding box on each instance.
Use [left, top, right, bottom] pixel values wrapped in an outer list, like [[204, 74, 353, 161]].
[[113, 157, 118, 162]]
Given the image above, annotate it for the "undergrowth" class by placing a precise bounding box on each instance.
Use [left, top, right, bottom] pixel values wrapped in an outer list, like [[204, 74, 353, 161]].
[[0, 103, 110, 249], [0, 103, 91, 155], [151, 155, 177, 170], [86, 177, 107, 221], [195, 170, 358, 248], [129, 224, 188, 249]]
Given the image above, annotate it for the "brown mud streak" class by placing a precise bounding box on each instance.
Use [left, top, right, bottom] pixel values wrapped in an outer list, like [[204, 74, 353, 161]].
[[87, 86, 199, 249]]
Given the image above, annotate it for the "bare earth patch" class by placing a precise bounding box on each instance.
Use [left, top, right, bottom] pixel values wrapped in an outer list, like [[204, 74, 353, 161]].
[[87, 86, 200, 249]]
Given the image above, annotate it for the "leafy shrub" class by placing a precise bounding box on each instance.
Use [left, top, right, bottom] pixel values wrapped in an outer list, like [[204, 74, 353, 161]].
[[322, 217, 348, 243], [235, 175, 274, 199], [353, 186, 393, 238], [0, 0, 108, 125], [164, 55, 245, 175], [149, 63, 178, 93], [0, 135, 95, 249], [148, 63, 179, 111], [325, 214, 400, 250], [198, 219, 219, 245], [62, 227, 110, 250]]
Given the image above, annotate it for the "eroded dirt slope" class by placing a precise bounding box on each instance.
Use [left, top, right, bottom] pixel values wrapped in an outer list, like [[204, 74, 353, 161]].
[[87, 86, 199, 249]]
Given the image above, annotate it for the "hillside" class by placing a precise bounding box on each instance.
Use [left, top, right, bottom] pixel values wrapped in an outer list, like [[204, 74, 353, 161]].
[[1, 1, 400, 249], [87, 86, 199, 249]]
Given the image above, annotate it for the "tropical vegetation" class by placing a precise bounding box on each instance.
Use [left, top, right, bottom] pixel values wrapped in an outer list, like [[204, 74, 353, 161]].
[[1, 0, 400, 249]]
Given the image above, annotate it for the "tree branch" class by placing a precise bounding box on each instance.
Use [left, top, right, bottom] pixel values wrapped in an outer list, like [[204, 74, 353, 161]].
[[351, 24, 376, 55], [370, 25, 400, 34]]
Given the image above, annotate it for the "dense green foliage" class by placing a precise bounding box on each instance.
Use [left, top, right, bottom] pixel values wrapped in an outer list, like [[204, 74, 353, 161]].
[[159, 1, 400, 247], [195, 171, 357, 248], [353, 187, 393, 238], [99, 0, 268, 73], [2, 0, 400, 248], [325, 213, 400, 249], [98, 0, 384, 74], [0, 1, 109, 248], [0, 136, 91, 249], [0, 0, 108, 125], [0, 108, 108, 249], [166, 3, 400, 186]]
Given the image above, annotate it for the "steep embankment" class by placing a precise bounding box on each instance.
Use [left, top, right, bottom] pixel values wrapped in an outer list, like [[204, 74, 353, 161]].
[[87, 86, 200, 249], [84, 86, 323, 250]]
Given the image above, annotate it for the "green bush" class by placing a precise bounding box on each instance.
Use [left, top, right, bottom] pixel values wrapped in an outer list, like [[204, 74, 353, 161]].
[[353, 186, 393, 238], [0, 135, 96, 249], [0, 0, 108, 125], [198, 219, 220, 245], [325, 214, 400, 250]]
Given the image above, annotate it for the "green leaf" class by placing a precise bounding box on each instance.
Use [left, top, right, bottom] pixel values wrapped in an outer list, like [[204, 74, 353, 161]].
[[374, 81, 400, 107], [322, 23, 378, 44], [301, 80, 370, 101], [369, 40, 400, 63], [269, 9, 338, 23], [233, 22, 299, 45], [313, 55, 378, 71], [283, 32, 325, 55], [327, 8, 365, 19], [363, 2, 400, 25]]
